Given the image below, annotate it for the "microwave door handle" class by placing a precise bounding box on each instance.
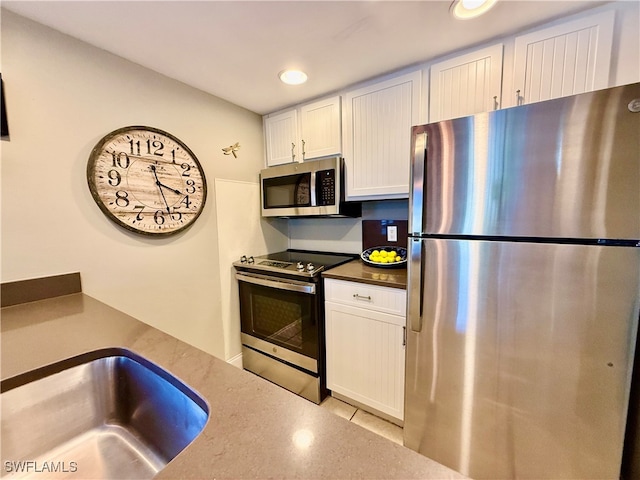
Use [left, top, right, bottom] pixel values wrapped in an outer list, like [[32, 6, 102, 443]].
[[310, 171, 317, 207], [235, 272, 316, 294]]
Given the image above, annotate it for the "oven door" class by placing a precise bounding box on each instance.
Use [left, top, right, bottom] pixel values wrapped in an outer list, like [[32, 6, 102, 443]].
[[235, 272, 320, 373]]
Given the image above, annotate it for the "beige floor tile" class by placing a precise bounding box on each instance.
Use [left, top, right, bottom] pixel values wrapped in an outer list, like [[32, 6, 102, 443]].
[[320, 396, 357, 421], [350, 409, 403, 445]]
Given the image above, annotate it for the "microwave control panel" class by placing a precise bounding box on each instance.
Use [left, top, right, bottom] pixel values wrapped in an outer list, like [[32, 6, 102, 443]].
[[317, 169, 336, 206]]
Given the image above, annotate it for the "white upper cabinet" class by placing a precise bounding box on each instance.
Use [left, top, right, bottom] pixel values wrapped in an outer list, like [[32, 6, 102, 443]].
[[429, 44, 504, 122], [512, 11, 614, 106], [264, 109, 298, 166], [343, 70, 423, 201], [299, 96, 342, 160], [264, 95, 341, 167]]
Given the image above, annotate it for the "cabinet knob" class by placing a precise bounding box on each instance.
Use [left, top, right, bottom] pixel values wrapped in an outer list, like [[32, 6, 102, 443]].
[[516, 89, 522, 106]]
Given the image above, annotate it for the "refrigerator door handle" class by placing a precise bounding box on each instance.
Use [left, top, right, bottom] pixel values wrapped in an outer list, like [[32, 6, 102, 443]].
[[408, 238, 424, 332], [410, 132, 427, 236]]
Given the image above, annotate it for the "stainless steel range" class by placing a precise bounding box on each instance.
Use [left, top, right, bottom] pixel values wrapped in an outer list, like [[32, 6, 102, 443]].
[[233, 250, 356, 403]]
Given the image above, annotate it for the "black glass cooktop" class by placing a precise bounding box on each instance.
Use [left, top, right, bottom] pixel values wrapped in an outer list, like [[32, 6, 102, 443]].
[[233, 250, 357, 278]]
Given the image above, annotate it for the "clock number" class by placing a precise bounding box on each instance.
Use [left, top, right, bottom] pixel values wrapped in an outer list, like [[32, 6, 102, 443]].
[[170, 149, 177, 164], [185, 179, 196, 194], [133, 205, 145, 221], [129, 140, 141, 156], [171, 209, 183, 221], [154, 210, 165, 225], [115, 190, 130, 208], [180, 163, 191, 177], [181, 195, 192, 209], [147, 139, 164, 156], [107, 169, 121, 187], [111, 152, 130, 169]]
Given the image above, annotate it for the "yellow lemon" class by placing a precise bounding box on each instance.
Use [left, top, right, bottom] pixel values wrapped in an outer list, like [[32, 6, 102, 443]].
[[395, 256, 402, 262], [388, 250, 397, 258], [379, 251, 388, 257]]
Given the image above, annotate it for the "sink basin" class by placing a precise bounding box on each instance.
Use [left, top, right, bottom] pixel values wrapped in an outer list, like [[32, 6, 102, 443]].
[[1, 348, 209, 479]]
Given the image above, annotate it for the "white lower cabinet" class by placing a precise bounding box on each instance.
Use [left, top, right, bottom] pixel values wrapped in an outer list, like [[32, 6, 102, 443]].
[[324, 278, 406, 421]]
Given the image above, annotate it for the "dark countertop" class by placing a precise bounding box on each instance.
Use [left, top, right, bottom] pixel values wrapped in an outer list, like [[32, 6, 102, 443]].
[[323, 259, 407, 289], [1, 293, 464, 479]]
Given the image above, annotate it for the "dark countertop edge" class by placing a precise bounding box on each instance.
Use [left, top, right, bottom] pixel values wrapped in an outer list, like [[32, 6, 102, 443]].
[[1, 272, 82, 307]]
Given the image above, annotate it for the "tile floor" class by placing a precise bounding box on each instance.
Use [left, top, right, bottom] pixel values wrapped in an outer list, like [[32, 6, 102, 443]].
[[319, 396, 403, 445]]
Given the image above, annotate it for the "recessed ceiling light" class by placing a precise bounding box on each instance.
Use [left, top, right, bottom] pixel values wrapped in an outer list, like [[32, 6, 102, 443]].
[[279, 69, 308, 85], [450, 0, 498, 19]]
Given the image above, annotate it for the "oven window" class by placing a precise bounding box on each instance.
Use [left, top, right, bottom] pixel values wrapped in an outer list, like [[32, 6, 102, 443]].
[[239, 282, 318, 359]]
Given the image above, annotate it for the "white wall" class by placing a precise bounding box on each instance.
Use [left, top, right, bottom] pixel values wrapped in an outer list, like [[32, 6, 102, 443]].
[[0, 9, 286, 361]]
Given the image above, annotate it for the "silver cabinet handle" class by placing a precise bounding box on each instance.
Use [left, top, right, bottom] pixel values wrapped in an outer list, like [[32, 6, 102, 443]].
[[291, 142, 296, 161], [353, 294, 371, 301], [516, 89, 522, 106], [301, 139, 306, 160], [493, 95, 499, 110]]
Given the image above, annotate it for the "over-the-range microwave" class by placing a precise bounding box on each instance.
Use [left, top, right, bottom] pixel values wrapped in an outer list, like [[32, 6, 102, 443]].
[[260, 157, 361, 218]]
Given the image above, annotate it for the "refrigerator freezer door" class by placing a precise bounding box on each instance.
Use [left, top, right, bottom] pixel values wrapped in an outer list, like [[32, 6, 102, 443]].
[[404, 238, 640, 479], [411, 82, 640, 240]]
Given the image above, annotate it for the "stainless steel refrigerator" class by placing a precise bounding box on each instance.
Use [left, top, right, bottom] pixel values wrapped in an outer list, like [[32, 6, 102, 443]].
[[405, 83, 640, 480]]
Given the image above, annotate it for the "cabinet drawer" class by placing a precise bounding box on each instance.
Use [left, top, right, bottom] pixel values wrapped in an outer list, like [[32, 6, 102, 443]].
[[324, 278, 406, 316]]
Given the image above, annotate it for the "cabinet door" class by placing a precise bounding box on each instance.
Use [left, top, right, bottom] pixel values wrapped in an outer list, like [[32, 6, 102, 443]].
[[343, 70, 422, 201], [325, 300, 405, 420], [299, 96, 341, 160], [429, 44, 503, 122], [512, 10, 614, 106], [264, 109, 298, 166]]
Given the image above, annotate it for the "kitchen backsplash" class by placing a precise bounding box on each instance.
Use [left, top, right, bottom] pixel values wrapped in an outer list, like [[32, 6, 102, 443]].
[[288, 200, 408, 254], [362, 220, 408, 250]]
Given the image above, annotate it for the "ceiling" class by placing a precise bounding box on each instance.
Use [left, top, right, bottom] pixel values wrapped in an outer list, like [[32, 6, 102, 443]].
[[2, 0, 609, 115]]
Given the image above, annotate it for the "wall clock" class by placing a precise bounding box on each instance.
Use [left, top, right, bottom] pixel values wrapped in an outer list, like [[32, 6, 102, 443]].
[[87, 126, 207, 237]]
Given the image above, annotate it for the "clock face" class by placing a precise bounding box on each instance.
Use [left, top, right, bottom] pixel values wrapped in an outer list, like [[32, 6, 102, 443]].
[[87, 126, 207, 236]]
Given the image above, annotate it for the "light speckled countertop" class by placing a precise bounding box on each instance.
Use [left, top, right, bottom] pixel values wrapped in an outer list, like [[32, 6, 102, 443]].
[[1, 293, 465, 479], [322, 259, 407, 289]]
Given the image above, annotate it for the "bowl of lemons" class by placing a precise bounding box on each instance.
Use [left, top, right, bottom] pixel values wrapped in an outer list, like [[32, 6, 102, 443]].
[[361, 246, 407, 268]]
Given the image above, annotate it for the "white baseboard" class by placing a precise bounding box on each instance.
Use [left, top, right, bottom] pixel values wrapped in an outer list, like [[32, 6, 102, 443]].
[[226, 352, 243, 369]]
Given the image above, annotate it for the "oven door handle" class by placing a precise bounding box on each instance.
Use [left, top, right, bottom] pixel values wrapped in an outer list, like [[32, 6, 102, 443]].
[[235, 272, 316, 294]]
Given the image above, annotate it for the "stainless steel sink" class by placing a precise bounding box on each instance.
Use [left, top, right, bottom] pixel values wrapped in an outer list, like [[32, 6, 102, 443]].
[[1, 348, 209, 479]]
